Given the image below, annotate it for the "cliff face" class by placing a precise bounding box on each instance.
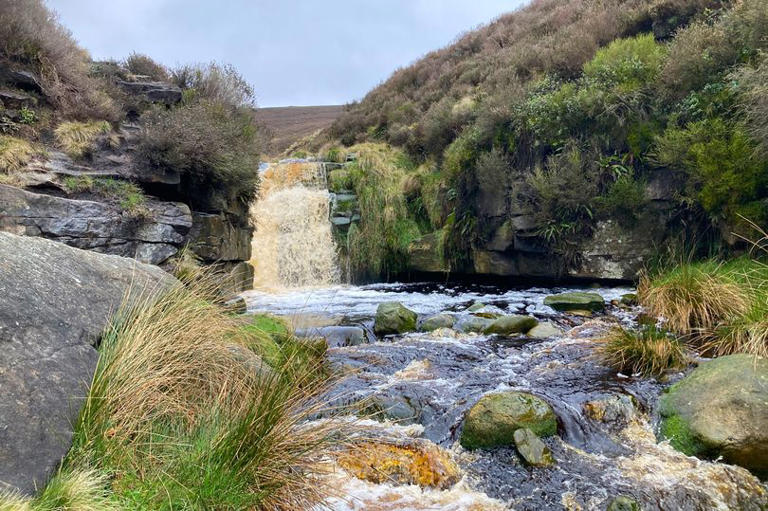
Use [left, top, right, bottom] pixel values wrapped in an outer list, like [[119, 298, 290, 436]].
[[0, 69, 254, 292]]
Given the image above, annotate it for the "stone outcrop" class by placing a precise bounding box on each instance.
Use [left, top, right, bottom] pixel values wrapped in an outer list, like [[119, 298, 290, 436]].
[[0, 232, 175, 495], [116, 79, 182, 105], [461, 391, 557, 450], [659, 354, 768, 477], [0, 184, 192, 265]]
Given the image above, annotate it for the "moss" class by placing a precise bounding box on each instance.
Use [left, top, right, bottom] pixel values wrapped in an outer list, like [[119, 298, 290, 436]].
[[659, 413, 707, 457]]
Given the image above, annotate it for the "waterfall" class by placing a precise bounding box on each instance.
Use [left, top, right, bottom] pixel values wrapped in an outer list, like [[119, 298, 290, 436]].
[[250, 161, 340, 288]]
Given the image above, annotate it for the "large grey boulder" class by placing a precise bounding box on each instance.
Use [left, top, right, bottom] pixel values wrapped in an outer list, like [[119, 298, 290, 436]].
[[0, 184, 192, 265], [659, 354, 768, 477], [0, 232, 175, 495]]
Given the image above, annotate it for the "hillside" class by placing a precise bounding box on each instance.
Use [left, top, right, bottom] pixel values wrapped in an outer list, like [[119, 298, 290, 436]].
[[316, 0, 768, 280], [256, 105, 344, 156]]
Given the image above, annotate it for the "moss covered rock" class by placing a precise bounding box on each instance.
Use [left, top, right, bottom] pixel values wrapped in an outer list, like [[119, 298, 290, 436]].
[[543, 292, 605, 312], [374, 301, 418, 335], [459, 316, 494, 333], [513, 428, 555, 467], [460, 391, 557, 450], [527, 322, 563, 339], [658, 353, 768, 477], [483, 315, 538, 336], [419, 313, 456, 332]]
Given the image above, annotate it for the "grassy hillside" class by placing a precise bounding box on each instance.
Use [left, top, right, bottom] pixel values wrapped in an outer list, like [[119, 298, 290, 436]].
[[322, 0, 768, 275], [257, 105, 344, 156]]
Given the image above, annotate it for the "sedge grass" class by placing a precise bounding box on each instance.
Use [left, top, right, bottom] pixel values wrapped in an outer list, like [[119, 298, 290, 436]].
[[595, 325, 690, 377], [60, 278, 341, 510]]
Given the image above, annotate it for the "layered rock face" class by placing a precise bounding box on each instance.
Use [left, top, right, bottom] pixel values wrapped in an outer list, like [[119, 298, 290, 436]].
[[0, 75, 254, 291], [0, 232, 175, 495]]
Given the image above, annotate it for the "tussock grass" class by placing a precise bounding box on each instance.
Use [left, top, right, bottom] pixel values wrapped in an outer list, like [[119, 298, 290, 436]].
[[0, 136, 35, 174], [54, 121, 113, 159], [638, 261, 750, 334], [596, 326, 689, 377], [0, 470, 113, 511], [61, 280, 339, 510]]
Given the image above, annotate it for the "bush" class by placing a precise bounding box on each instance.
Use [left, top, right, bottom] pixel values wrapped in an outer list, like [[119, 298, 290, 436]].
[[53, 121, 113, 159], [733, 54, 768, 156], [0, 0, 120, 120], [596, 325, 689, 377], [62, 280, 338, 510], [172, 62, 255, 108], [583, 34, 666, 89], [0, 135, 35, 173], [124, 52, 168, 81], [596, 173, 648, 225], [653, 118, 768, 227], [138, 99, 260, 206]]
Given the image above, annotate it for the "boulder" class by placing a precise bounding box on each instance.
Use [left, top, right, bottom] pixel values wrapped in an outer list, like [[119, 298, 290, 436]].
[[459, 316, 494, 333], [527, 322, 563, 339], [0, 68, 43, 94], [374, 302, 418, 336], [116, 79, 182, 104], [296, 326, 368, 348], [544, 292, 605, 312], [513, 428, 555, 467], [0, 232, 175, 494], [0, 184, 192, 265], [419, 313, 456, 332], [483, 315, 538, 336], [621, 293, 638, 306], [659, 354, 768, 477], [460, 391, 557, 450]]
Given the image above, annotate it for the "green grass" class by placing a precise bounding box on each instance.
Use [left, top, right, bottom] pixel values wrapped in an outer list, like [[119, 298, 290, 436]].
[[596, 325, 690, 377], [640, 257, 768, 358], [61, 177, 147, 215], [1, 282, 341, 510]]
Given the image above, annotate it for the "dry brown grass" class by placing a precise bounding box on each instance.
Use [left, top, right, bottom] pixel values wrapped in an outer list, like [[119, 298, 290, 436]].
[[0, 136, 35, 173], [595, 326, 690, 377], [53, 121, 113, 159]]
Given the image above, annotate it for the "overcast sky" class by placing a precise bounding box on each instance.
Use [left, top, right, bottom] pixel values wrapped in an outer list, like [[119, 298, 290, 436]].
[[45, 1, 524, 107]]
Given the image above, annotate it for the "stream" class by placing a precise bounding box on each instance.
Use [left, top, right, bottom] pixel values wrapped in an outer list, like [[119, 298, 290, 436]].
[[242, 282, 768, 511]]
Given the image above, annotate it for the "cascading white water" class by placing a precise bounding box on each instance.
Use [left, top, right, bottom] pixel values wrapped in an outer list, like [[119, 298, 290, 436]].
[[249, 161, 340, 288]]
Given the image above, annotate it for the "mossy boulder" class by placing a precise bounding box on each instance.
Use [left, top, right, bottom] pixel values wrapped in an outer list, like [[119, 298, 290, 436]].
[[513, 428, 555, 467], [658, 354, 768, 477], [459, 316, 494, 333], [483, 315, 538, 336], [419, 313, 456, 332], [620, 293, 638, 306], [374, 302, 418, 336], [527, 322, 563, 339], [460, 391, 557, 450], [543, 292, 605, 312]]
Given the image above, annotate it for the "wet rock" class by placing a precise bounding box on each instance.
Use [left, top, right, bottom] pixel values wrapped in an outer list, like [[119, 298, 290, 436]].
[[0, 232, 175, 495], [460, 391, 557, 450], [513, 428, 555, 467], [467, 302, 487, 312], [366, 394, 420, 423], [459, 316, 494, 333], [336, 440, 460, 489], [374, 301, 418, 335], [407, 231, 449, 273], [583, 394, 638, 425], [296, 326, 368, 348], [659, 353, 768, 477], [419, 313, 456, 332], [189, 211, 252, 262], [528, 321, 563, 339], [484, 315, 538, 336], [607, 496, 640, 511], [544, 292, 605, 312]]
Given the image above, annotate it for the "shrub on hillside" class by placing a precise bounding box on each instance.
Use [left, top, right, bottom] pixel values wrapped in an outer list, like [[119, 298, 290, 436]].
[[139, 99, 260, 207], [0, 0, 120, 121], [733, 54, 768, 156], [172, 62, 255, 108], [125, 52, 169, 81]]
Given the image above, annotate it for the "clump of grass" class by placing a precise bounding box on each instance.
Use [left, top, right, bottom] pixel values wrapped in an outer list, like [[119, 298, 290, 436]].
[[61, 176, 147, 215], [596, 325, 689, 377], [638, 261, 750, 334], [0, 136, 35, 174], [54, 121, 113, 159], [0, 470, 113, 511], [62, 280, 338, 510]]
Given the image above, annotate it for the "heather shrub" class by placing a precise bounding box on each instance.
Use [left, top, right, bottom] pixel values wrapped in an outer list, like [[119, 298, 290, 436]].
[[733, 55, 768, 155], [172, 62, 255, 108], [125, 52, 169, 81]]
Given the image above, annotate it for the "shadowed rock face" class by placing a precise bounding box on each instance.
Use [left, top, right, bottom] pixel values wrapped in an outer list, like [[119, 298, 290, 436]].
[[0, 184, 192, 265], [0, 232, 176, 495]]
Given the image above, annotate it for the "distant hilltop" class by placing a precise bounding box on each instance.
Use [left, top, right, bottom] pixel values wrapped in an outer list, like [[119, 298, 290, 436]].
[[256, 105, 344, 157]]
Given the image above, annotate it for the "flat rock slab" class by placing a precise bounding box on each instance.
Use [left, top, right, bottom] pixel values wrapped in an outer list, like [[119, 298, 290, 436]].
[[0, 232, 175, 494], [544, 292, 605, 312]]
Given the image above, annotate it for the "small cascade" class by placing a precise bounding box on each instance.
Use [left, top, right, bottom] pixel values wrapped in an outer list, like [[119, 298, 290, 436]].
[[250, 160, 340, 288]]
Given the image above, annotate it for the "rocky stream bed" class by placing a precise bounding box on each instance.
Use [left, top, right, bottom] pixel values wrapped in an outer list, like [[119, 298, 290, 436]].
[[243, 282, 768, 511]]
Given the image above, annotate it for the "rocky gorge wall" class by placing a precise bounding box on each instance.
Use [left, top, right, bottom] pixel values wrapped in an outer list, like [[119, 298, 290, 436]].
[[0, 71, 254, 293]]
